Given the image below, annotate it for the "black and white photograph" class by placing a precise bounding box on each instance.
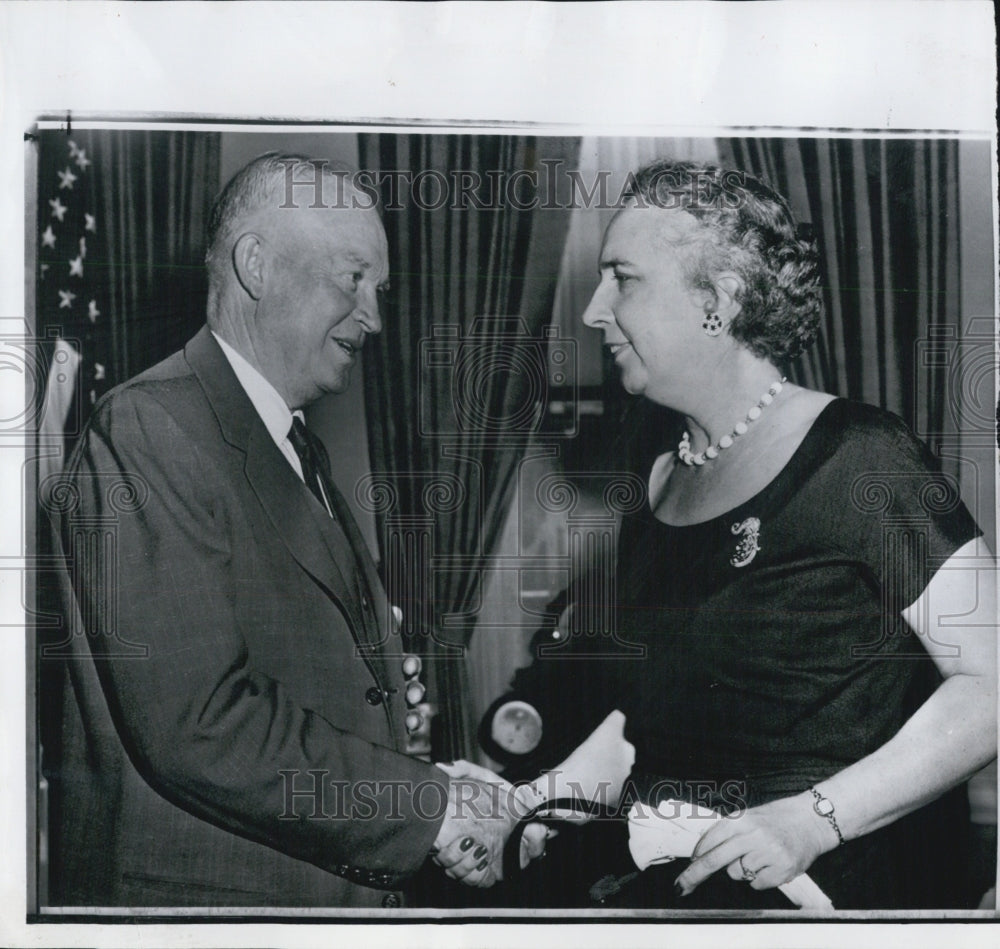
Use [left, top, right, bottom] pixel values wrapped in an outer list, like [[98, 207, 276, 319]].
[[1, 3, 997, 948]]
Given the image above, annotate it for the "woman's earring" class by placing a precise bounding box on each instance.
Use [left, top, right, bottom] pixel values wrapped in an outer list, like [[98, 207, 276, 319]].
[[702, 312, 723, 337]]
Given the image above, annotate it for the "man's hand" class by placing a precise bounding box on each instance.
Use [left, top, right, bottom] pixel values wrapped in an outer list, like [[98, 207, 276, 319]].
[[430, 761, 549, 887]]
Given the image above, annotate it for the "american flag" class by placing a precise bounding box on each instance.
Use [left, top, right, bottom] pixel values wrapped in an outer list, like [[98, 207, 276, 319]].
[[36, 132, 112, 469]]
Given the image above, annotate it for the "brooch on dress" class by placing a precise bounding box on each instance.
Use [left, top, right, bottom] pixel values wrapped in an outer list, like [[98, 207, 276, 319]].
[[730, 517, 761, 567]]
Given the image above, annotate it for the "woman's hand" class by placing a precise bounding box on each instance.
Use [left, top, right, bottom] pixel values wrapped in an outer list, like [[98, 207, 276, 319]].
[[674, 791, 838, 896], [537, 709, 635, 815], [431, 760, 549, 886]]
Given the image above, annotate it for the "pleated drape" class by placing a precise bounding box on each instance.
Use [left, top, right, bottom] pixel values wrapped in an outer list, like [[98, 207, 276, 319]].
[[356, 134, 579, 759], [720, 138, 963, 472]]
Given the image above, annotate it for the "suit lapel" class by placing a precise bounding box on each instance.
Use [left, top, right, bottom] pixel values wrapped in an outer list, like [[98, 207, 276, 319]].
[[184, 328, 391, 675], [243, 423, 361, 621], [312, 446, 394, 658]]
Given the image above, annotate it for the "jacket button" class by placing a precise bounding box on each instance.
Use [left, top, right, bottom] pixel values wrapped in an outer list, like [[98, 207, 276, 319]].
[[365, 686, 384, 706], [382, 892, 401, 908], [405, 681, 426, 706]]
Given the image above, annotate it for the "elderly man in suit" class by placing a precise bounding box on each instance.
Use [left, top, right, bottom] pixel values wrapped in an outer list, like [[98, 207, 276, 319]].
[[47, 153, 521, 908]]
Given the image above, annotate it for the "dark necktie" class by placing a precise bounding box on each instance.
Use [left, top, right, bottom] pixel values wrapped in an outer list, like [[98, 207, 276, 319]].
[[287, 418, 379, 642], [287, 417, 334, 517]]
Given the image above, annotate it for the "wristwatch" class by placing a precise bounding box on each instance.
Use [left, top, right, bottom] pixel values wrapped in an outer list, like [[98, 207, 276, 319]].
[[809, 787, 846, 846]]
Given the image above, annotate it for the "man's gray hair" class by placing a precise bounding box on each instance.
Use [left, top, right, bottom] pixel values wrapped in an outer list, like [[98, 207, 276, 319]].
[[204, 152, 358, 285]]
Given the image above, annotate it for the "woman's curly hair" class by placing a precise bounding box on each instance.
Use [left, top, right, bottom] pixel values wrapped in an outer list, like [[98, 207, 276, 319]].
[[626, 160, 823, 364]]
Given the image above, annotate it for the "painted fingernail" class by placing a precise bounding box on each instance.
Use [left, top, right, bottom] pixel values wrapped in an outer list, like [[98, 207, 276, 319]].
[[459, 837, 474, 852], [428, 845, 439, 855], [476, 859, 488, 871], [674, 879, 688, 898]]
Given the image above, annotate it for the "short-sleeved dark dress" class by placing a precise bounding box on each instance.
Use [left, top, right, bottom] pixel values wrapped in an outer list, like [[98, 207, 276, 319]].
[[607, 399, 982, 910]]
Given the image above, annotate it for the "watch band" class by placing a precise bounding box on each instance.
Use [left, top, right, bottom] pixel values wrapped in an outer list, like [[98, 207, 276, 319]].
[[809, 787, 845, 846]]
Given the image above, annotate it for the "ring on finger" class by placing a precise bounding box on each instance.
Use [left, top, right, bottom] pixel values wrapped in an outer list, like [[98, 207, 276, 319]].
[[739, 855, 757, 883]]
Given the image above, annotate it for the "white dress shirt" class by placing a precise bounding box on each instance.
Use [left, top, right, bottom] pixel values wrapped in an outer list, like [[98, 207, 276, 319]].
[[212, 331, 307, 482]]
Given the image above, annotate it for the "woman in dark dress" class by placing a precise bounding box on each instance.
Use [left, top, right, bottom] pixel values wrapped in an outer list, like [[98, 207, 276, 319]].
[[564, 160, 996, 910]]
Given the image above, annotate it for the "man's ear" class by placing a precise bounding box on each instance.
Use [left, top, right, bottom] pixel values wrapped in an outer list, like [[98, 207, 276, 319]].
[[232, 232, 266, 301], [710, 271, 744, 320]]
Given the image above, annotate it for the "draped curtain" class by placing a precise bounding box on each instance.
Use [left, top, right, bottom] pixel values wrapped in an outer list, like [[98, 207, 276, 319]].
[[357, 134, 578, 759], [718, 138, 962, 472]]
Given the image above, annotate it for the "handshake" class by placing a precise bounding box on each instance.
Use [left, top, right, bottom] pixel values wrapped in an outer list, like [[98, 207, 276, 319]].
[[428, 711, 635, 888]]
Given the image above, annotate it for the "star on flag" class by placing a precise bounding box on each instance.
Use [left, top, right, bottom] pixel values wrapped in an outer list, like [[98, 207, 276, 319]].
[[40, 132, 114, 426]]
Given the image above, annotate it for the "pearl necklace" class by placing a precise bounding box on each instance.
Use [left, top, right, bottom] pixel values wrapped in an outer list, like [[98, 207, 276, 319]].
[[677, 378, 787, 467]]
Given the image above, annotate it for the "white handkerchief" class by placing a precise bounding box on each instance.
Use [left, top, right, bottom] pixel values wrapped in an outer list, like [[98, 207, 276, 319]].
[[627, 799, 835, 912]]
